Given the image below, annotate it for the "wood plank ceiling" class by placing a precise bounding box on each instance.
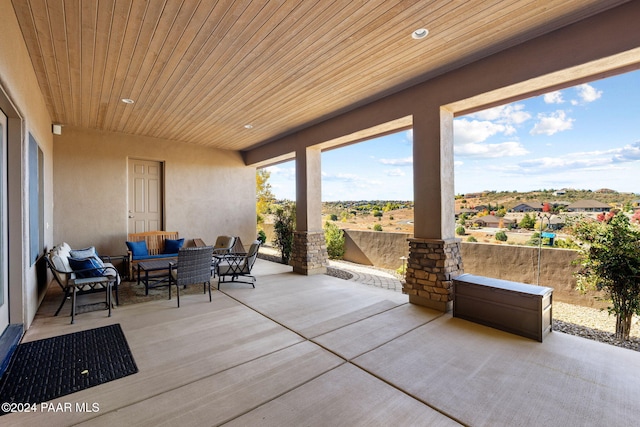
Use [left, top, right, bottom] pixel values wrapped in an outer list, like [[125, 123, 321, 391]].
[[11, 0, 629, 151]]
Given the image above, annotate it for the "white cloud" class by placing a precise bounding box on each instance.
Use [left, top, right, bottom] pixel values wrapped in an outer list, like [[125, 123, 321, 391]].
[[544, 91, 564, 104], [322, 172, 360, 182], [385, 168, 406, 177], [574, 83, 602, 104], [455, 141, 529, 158], [454, 119, 514, 145], [530, 110, 574, 136], [265, 164, 295, 178], [468, 103, 531, 125], [612, 141, 640, 162], [379, 156, 413, 166], [509, 141, 640, 175]]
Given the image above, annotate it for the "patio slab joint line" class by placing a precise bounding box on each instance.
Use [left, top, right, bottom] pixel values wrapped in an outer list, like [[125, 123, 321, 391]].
[[218, 289, 462, 425], [349, 356, 469, 426]]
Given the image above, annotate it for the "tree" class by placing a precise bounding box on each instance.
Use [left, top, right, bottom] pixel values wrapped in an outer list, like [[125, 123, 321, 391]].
[[519, 213, 536, 229], [569, 212, 640, 340], [324, 221, 345, 259], [272, 202, 296, 264], [256, 169, 275, 224]]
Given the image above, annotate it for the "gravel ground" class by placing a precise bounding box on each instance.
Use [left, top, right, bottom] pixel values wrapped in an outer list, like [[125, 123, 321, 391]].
[[552, 301, 640, 352], [259, 250, 640, 352]]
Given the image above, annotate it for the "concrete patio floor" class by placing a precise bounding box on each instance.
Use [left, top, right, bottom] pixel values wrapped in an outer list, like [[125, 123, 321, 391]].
[[6, 259, 640, 426]]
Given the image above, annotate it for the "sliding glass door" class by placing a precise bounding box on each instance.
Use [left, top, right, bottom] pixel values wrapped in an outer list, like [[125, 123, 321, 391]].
[[0, 108, 8, 334]]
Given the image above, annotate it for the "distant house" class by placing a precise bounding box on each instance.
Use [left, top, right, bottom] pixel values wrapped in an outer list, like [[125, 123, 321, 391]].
[[546, 215, 566, 230], [464, 192, 484, 199], [455, 208, 477, 218], [472, 215, 515, 228], [553, 190, 566, 196], [566, 199, 611, 212], [511, 203, 541, 212], [595, 188, 617, 194]]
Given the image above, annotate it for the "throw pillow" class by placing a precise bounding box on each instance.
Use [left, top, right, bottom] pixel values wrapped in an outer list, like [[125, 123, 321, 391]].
[[126, 240, 149, 257], [164, 238, 184, 254], [70, 246, 96, 259], [70, 246, 105, 267], [69, 257, 105, 278]]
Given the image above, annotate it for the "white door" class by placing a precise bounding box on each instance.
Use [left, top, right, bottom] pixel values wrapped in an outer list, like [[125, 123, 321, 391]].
[[0, 108, 9, 333], [128, 159, 163, 233]]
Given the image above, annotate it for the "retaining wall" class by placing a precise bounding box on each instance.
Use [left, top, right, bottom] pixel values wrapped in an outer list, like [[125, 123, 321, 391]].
[[259, 225, 605, 308], [341, 229, 605, 308]]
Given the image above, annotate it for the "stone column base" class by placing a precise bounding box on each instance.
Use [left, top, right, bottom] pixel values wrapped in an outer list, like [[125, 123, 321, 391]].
[[291, 231, 328, 275], [403, 238, 464, 312]]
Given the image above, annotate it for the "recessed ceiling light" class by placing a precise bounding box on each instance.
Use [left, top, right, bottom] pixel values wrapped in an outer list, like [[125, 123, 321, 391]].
[[412, 28, 429, 40], [244, 124, 253, 129], [121, 98, 135, 104]]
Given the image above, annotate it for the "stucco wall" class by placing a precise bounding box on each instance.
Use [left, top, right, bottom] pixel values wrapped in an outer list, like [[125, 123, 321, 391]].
[[459, 243, 606, 308], [1, 0, 55, 327], [54, 127, 256, 256], [341, 229, 605, 308], [343, 230, 411, 270]]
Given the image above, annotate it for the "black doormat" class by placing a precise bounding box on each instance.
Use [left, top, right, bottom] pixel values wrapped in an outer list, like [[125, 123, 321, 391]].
[[0, 324, 138, 414]]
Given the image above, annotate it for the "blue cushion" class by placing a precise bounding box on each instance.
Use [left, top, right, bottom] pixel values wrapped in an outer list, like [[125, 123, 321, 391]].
[[69, 257, 105, 278], [164, 238, 184, 254], [126, 241, 148, 257], [132, 253, 177, 261]]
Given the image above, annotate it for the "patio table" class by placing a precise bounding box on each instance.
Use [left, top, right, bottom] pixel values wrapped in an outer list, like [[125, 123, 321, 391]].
[[137, 259, 173, 296]]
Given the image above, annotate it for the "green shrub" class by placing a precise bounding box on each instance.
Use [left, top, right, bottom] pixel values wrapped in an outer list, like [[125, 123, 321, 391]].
[[324, 221, 345, 259], [329, 214, 338, 221], [570, 212, 640, 340], [456, 226, 466, 236], [373, 224, 383, 231], [467, 236, 477, 242], [257, 229, 267, 244], [495, 230, 507, 241], [272, 202, 296, 264]]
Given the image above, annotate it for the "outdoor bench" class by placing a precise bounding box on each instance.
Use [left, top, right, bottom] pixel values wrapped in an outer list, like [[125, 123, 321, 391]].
[[126, 231, 183, 279], [453, 273, 553, 342]]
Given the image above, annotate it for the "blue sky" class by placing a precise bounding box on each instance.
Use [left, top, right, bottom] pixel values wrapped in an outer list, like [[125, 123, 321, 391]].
[[265, 70, 640, 201]]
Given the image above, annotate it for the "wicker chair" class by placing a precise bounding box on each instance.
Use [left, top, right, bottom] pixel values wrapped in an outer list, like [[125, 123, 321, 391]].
[[169, 246, 214, 307], [215, 240, 261, 289]]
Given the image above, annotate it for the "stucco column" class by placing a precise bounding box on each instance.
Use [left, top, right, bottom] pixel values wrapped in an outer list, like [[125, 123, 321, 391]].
[[292, 147, 328, 275], [405, 108, 463, 311]]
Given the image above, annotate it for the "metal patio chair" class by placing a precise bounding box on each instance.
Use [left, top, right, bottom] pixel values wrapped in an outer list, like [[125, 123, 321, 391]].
[[215, 240, 261, 289]]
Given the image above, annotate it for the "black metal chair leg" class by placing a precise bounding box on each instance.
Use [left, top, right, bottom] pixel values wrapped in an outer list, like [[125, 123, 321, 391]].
[[71, 287, 77, 324], [54, 289, 71, 316]]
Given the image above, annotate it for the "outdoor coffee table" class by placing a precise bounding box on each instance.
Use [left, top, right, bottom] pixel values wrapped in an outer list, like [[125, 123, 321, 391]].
[[137, 259, 174, 296]]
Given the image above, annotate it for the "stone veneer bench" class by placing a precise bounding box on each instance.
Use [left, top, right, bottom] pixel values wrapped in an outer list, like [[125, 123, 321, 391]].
[[453, 273, 553, 342]]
